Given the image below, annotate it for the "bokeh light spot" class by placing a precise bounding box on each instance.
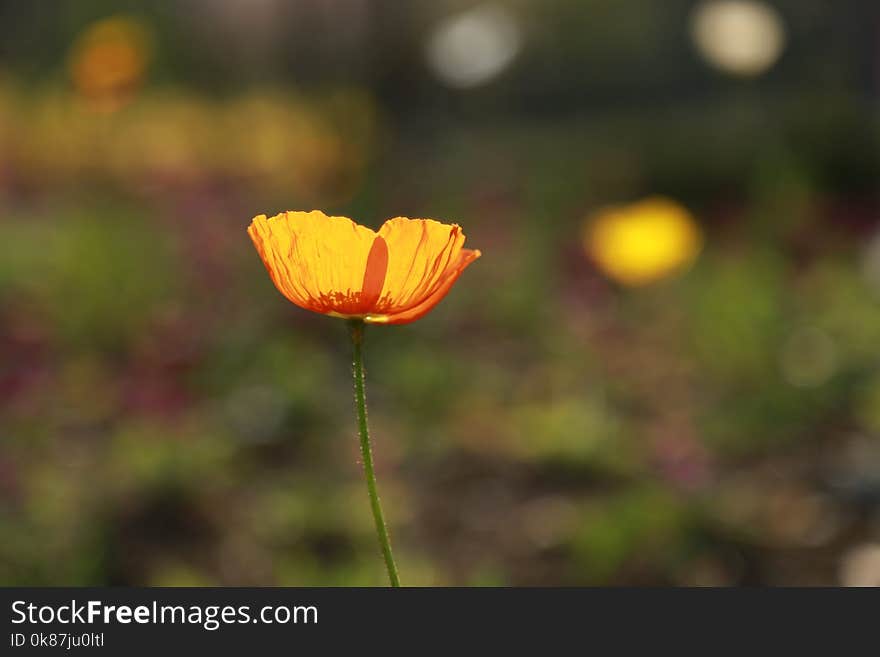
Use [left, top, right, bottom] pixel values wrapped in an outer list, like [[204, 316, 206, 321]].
[[425, 4, 522, 89], [690, 0, 786, 77]]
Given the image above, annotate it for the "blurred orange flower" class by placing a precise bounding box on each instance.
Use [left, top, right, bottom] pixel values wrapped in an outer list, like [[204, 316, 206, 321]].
[[248, 211, 481, 324], [68, 16, 152, 111]]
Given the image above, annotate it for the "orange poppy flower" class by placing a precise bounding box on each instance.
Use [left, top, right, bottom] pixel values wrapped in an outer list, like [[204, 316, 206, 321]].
[[248, 211, 481, 324]]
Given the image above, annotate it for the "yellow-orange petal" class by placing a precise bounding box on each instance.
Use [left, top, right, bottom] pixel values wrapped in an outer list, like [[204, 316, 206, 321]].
[[365, 248, 481, 325], [373, 217, 466, 313], [359, 235, 389, 311], [247, 210, 382, 316]]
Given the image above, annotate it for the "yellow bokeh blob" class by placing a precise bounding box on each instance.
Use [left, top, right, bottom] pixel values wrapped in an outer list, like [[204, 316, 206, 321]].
[[584, 197, 703, 286]]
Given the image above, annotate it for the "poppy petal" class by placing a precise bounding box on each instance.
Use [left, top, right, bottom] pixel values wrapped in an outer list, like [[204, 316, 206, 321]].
[[357, 235, 389, 312], [365, 248, 481, 325], [375, 218, 465, 312], [248, 211, 378, 316]]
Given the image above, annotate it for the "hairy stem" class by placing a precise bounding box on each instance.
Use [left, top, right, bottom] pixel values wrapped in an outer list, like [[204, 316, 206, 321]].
[[349, 319, 400, 587]]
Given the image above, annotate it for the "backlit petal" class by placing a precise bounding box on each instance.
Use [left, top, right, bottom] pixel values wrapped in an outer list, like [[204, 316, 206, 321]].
[[375, 217, 466, 313], [248, 211, 380, 315], [365, 248, 481, 325], [359, 235, 389, 311]]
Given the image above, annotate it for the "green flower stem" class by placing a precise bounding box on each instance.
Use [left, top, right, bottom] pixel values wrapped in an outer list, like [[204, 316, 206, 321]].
[[349, 319, 401, 587]]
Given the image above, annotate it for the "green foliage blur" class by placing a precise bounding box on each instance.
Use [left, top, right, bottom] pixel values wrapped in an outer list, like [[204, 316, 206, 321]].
[[1, 0, 879, 585]]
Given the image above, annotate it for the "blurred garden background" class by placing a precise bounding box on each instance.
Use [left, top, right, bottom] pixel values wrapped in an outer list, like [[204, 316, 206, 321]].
[[1, 0, 879, 586]]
